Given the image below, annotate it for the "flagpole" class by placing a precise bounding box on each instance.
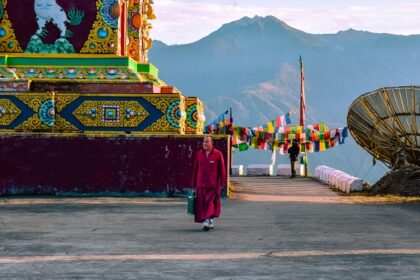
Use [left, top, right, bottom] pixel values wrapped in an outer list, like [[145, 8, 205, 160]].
[[300, 56, 309, 177], [229, 107, 233, 177]]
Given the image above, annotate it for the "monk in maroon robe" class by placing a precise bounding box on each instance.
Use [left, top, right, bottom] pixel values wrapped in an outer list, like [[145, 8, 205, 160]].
[[191, 135, 226, 231]]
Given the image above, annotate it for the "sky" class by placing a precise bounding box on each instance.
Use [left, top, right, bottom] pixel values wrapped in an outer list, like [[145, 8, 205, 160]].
[[152, 0, 420, 45]]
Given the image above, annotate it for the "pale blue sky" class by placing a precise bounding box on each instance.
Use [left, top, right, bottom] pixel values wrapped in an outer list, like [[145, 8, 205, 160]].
[[152, 0, 420, 44]]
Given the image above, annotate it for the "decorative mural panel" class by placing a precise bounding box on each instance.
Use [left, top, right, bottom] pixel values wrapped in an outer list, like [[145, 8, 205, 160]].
[[0, 0, 118, 54], [0, 0, 161, 84], [73, 100, 149, 127], [0, 93, 186, 134]]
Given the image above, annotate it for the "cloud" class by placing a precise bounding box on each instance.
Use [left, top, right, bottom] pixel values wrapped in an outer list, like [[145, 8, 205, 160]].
[[152, 0, 277, 44]]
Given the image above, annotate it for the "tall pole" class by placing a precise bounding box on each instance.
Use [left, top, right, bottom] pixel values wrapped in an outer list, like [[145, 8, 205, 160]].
[[229, 107, 233, 176], [299, 56, 309, 177]]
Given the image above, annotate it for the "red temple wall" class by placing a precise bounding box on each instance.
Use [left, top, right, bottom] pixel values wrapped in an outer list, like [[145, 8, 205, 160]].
[[0, 135, 229, 196]]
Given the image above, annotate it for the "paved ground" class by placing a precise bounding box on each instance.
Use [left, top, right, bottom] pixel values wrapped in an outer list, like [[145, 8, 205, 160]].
[[0, 177, 419, 279], [230, 176, 346, 203]]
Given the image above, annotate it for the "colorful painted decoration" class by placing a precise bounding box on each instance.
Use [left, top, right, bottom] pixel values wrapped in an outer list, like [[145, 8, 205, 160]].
[[38, 100, 55, 127], [186, 104, 198, 129], [25, 38, 76, 54], [103, 106, 119, 122], [166, 100, 185, 128], [184, 97, 205, 134], [33, 1, 83, 39], [0, 2, 22, 53], [100, 0, 120, 29], [128, 0, 155, 63], [0, 0, 117, 54], [0, 99, 21, 126], [127, 4, 140, 38], [0, 0, 201, 137], [3, 66, 143, 82], [73, 100, 149, 128], [0, 67, 16, 79], [0, 93, 191, 134]]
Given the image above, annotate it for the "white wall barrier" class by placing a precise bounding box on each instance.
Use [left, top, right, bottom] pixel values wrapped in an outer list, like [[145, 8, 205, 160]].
[[246, 164, 274, 176], [232, 165, 244, 176], [277, 163, 304, 176], [315, 165, 363, 193], [277, 164, 291, 176]]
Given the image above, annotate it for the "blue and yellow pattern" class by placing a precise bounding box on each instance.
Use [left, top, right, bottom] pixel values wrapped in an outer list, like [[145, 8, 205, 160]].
[[38, 100, 56, 127], [73, 100, 149, 128], [0, 99, 21, 126], [0, 93, 186, 134]]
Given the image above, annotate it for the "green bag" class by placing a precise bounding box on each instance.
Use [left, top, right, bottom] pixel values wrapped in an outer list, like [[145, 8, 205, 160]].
[[187, 189, 196, 215]]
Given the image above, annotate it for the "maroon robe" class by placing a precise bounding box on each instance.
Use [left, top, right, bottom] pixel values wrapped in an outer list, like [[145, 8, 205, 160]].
[[191, 148, 226, 223]]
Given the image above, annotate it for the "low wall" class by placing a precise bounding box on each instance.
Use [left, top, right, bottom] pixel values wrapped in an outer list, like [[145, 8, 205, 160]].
[[315, 165, 363, 193], [0, 134, 229, 196]]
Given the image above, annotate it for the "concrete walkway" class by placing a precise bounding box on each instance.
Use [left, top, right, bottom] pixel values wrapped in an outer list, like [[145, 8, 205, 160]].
[[230, 176, 347, 203], [0, 177, 419, 279]]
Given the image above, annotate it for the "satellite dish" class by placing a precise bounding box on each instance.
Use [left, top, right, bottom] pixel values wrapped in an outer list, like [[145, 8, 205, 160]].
[[347, 86, 420, 168]]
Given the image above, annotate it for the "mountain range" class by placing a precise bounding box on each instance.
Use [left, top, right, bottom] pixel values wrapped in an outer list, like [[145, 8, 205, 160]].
[[149, 15, 420, 183]]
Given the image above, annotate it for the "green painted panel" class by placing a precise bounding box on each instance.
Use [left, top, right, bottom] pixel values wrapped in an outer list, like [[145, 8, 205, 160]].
[[0, 56, 6, 65], [137, 63, 159, 77], [3, 56, 160, 78], [6, 57, 131, 67]]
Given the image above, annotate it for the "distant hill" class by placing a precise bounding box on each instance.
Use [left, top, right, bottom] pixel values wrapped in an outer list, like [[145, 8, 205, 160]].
[[149, 16, 420, 183]]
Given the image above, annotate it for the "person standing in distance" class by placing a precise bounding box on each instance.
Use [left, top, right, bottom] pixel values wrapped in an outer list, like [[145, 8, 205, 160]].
[[191, 135, 226, 231], [288, 139, 300, 179]]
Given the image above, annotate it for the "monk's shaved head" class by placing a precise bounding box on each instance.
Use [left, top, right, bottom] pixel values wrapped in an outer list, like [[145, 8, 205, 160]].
[[203, 135, 213, 151]]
